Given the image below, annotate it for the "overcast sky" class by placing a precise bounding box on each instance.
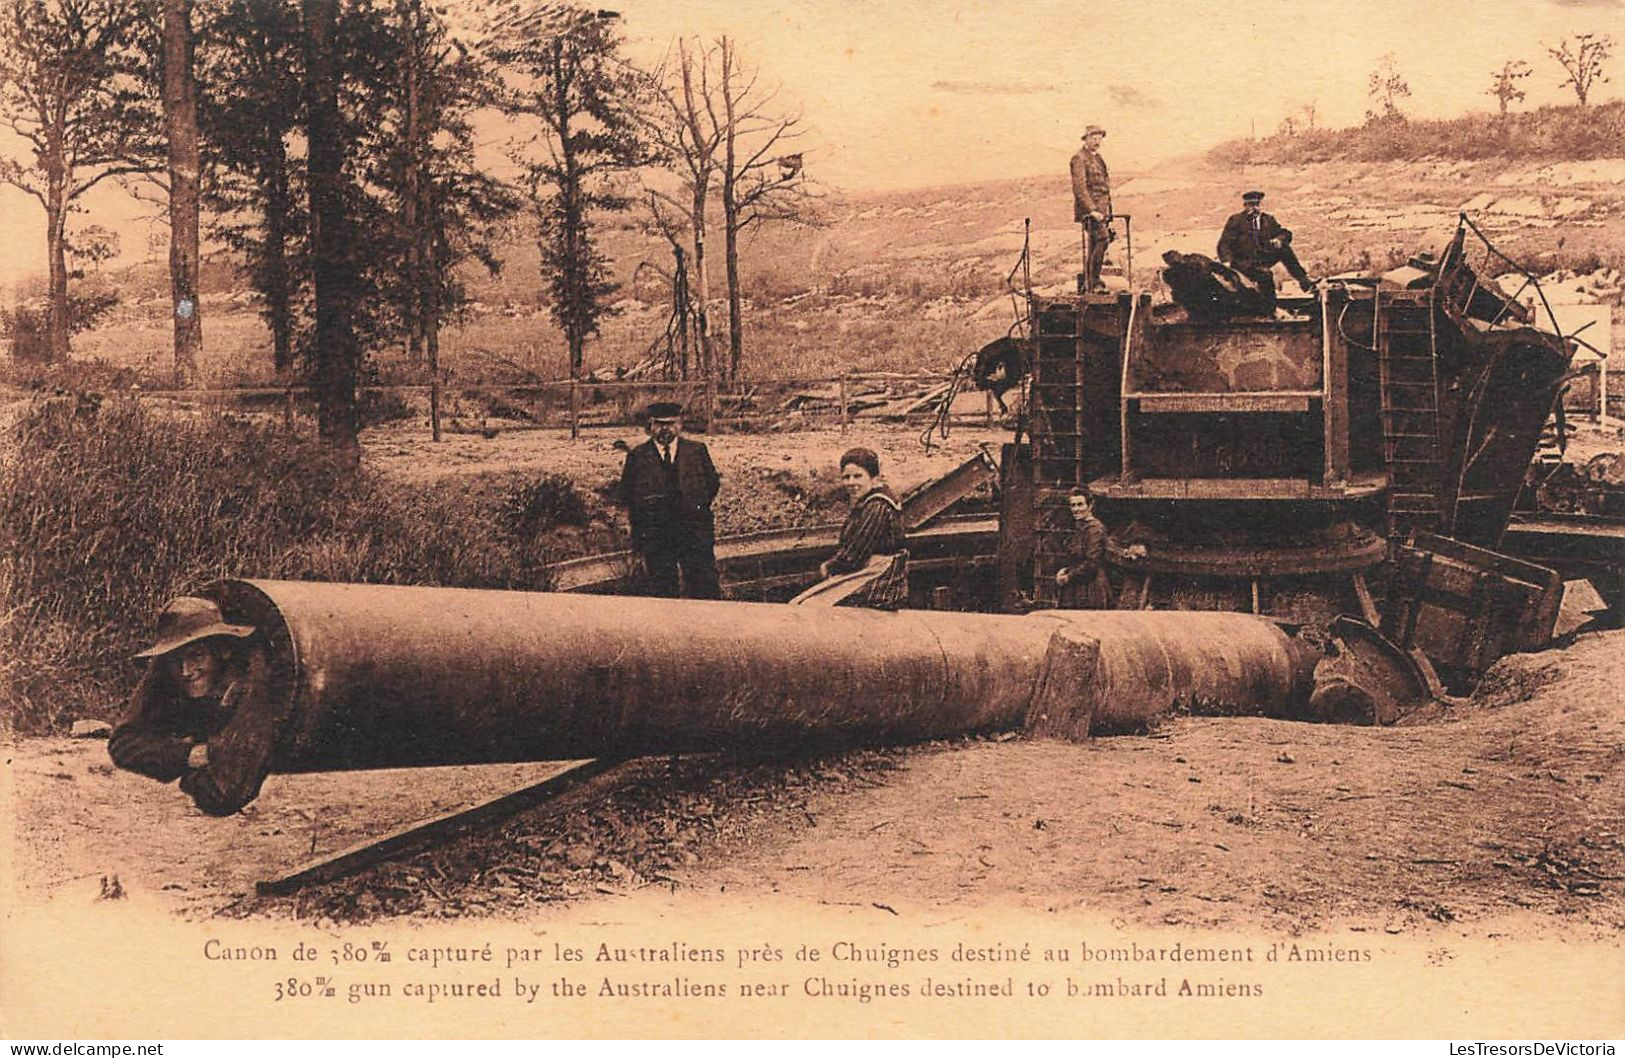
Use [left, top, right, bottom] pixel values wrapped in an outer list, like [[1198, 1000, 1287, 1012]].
[[1, 0, 1620, 284], [613, 0, 1623, 188]]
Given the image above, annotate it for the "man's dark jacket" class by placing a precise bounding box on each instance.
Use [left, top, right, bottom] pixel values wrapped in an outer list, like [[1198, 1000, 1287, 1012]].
[[1070, 148, 1112, 222], [108, 646, 277, 816], [1217, 210, 1293, 272], [620, 437, 721, 546]]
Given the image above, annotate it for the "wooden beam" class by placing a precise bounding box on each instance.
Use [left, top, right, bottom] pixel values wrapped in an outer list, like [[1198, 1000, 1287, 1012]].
[[255, 758, 627, 896]]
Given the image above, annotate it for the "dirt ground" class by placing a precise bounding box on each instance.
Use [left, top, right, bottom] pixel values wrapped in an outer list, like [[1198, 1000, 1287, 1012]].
[[364, 420, 1012, 493], [368, 418, 1010, 534], [5, 630, 1620, 938]]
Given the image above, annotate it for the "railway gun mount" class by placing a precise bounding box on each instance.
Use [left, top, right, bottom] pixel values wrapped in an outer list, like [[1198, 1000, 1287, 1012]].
[[146, 216, 1619, 857]]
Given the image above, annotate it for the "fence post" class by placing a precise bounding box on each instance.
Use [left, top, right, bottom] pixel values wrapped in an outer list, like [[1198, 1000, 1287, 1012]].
[[985, 389, 994, 426], [430, 374, 443, 443], [839, 376, 849, 435]]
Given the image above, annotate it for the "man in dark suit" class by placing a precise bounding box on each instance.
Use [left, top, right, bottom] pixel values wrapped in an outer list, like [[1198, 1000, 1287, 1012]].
[[1069, 124, 1113, 293], [619, 401, 722, 599], [1217, 190, 1315, 295]]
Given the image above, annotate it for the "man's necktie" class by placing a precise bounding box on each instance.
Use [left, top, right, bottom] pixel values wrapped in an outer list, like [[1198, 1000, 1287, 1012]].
[[662, 444, 672, 466]]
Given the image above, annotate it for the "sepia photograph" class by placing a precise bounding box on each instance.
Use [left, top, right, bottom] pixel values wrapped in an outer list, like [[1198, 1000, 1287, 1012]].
[[1, 0, 1621, 1041]]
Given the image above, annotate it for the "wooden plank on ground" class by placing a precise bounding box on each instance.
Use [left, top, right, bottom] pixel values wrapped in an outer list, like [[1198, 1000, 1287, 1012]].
[[255, 758, 627, 896]]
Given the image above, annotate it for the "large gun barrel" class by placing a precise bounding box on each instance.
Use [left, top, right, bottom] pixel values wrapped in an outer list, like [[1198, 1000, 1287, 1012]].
[[207, 579, 1327, 780]]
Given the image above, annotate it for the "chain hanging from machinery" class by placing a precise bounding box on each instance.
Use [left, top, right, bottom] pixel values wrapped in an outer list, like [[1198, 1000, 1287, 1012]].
[[1451, 213, 1594, 497], [920, 218, 1039, 452]]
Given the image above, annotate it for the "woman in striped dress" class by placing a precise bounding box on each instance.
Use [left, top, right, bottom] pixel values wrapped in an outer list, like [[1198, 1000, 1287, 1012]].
[[792, 447, 909, 610]]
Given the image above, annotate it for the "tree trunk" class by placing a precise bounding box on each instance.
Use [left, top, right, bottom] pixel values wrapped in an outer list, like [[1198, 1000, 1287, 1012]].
[[163, 0, 203, 387], [43, 131, 69, 362], [548, 39, 587, 439], [721, 39, 743, 383], [263, 128, 295, 375], [691, 182, 713, 423], [399, 0, 423, 363], [425, 216, 442, 443], [724, 197, 742, 383], [559, 64, 583, 383], [45, 191, 69, 363], [303, 0, 361, 464], [674, 244, 689, 380]]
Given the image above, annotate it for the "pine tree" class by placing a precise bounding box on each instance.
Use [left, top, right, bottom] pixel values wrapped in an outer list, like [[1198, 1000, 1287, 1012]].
[[197, 0, 308, 375], [0, 0, 159, 361], [490, 6, 647, 434]]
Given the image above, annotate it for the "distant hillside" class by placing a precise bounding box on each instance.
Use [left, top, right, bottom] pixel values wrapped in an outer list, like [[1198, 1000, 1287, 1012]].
[[1209, 101, 1625, 166], [41, 150, 1625, 388]]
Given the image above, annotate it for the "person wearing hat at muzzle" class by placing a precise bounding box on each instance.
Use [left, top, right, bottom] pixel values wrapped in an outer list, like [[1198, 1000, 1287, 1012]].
[[619, 401, 722, 598], [1217, 190, 1316, 298], [108, 596, 277, 816], [1069, 124, 1114, 293]]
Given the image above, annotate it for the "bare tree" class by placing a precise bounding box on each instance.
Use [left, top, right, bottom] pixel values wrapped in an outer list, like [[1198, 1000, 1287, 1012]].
[[1487, 59, 1531, 117], [644, 37, 723, 414], [644, 36, 812, 390], [1365, 52, 1411, 124], [0, 0, 157, 362], [716, 36, 809, 381], [1547, 33, 1613, 107]]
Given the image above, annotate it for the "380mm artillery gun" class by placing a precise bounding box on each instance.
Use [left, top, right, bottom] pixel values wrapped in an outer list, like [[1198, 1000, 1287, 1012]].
[[132, 218, 1597, 817]]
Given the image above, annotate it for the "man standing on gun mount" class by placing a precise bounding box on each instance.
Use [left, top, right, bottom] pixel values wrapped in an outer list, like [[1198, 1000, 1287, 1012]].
[[620, 401, 722, 599], [1070, 124, 1114, 293]]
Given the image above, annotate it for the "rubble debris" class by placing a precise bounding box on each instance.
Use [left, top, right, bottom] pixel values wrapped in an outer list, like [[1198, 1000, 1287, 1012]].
[[1159, 250, 1278, 319], [584, 354, 664, 383]]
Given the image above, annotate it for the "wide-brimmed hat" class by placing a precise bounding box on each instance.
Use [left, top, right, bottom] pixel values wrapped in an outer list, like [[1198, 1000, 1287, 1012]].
[[645, 401, 685, 420], [1083, 124, 1107, 138], [133, 597, 254, 659], [1242, 189, 1265, 202]]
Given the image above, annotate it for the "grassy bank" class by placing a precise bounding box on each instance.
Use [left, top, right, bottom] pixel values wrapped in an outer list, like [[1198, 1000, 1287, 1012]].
[[0, 398, 608, 736], [1210, 101, 1625, 166]]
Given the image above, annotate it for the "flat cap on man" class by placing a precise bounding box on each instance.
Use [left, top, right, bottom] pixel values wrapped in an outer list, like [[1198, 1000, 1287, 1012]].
[[645, 400, 685, 419], [1242, 190, 1266, 202], [1083, 124, 1107, 138]]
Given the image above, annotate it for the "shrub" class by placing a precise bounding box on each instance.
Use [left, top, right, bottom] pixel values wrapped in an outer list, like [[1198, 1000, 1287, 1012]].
[[360, 386, 417, 426], [0, 398, 571, 735], [1207, 99, 1625, 166], [3, 291, 121, 364], [506, 474, 590, 535]]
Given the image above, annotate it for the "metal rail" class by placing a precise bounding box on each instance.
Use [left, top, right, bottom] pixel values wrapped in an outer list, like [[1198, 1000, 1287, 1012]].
[[550, 514, 1001, 593]]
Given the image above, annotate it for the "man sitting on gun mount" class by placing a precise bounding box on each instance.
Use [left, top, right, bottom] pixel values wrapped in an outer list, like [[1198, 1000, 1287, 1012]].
[[1217, 190, 1316, 297]]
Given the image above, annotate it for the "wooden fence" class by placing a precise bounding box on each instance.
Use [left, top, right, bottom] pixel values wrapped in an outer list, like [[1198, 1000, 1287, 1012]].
[[12, 372, 1004, 439]]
